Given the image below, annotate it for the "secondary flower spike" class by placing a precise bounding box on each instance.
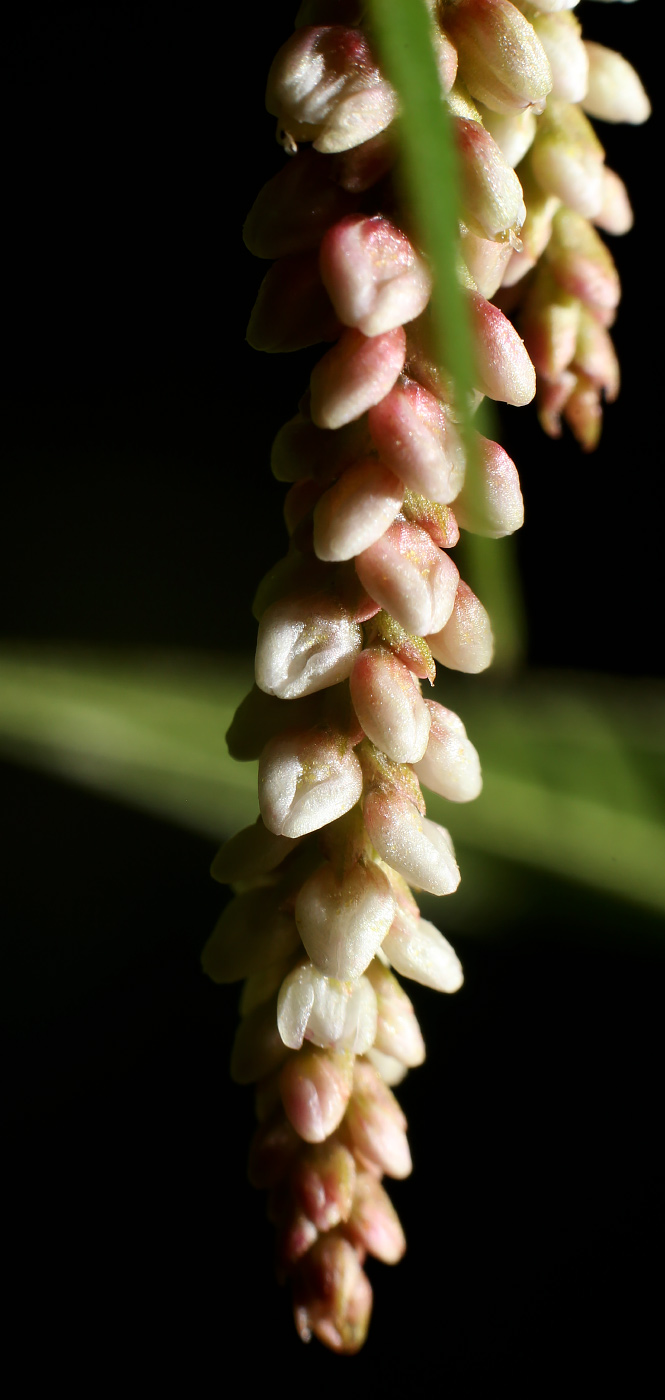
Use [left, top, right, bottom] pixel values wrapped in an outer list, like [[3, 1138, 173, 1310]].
[[205, 0, 649, 1354]]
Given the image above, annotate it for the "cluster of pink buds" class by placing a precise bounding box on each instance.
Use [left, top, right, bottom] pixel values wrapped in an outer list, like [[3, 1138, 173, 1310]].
[[205, 0, 648, 1354]]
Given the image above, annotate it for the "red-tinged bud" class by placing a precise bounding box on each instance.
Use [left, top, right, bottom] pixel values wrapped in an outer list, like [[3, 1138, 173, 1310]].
[[312, 457, 404, 562], [368, 377, 466, 505], [593, 167, 633, 238], [295, 857, 396, 979], [461, 229, 513, 299], [293, 1234, 373, 1353], [230, 996, 291, 1085], [537, 368, 576, 439], [259, 725, 363, 839], [442, 0, 552, 115], [275, 1208, 319, 1277], [344, 1172, 406, 1264], [255, 592, 363, 700], [383, 906, 464, 993], [280, 1044, 355, 1143], [480, 105, 537, 168], [266, 26, 398, 154], [226, 684, 322, 762], [521, 266, 581, 381], [271, 411, 372, 485], [413, 699, 483, 802], [292, 1139, 357, 1231], [210, 818, 299, 886], [243, 149, 361, 261], [320, 214, 432, 338], [252, 552, 330, 620], [582, 41, 651, 126], [350, 646, 431, 764], [363, 785, 461, 896], [572, 308, 619, 402], [402, 491, 460, 549], [562, 372, 603, 452], [247, 1110, 302, 1190], [467, 293, 536, 405], [545, 207, 620, 318], [355, 517, 460, 636], [246, 251, 341, 354], [310, 325, 407, 430], [455, 116, 526, 242], [202, 888, 301, 985], [530, 100, 605, 219], [365, 960, 426, 1067], [283, 480, 327, 541], [344, 1058, 411, 1178], [331, 129, 397, 193], [364, 612, 437, 685], [454, 434, 524, 538], [528, 7, 587, 102], [427, 580, 494, 673]]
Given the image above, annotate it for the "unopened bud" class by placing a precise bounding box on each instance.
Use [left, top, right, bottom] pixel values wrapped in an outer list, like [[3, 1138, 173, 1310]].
[[244, 148, 360, 260], [460, 229, 513, 299], [344, 1058, 411, 1178], [202, 888, 301, 985], [582, 41, 651, 125], [572, 307, 619, 402], [259, 726, 363, 839], [530, 100, 604, 219], [310, 325, 406, 430], [293, 1234, 373, 1354], [230, 996, 291, 1085], [368, 377, 466, 505], [292, 1138, 357, 1231], [521, 265, 581, 381], [562, 372, 603, 452], [443, 0, 552, 115], [455, 116, 526, 241], [256, 593, 363, 700], [469, 292, 536, 405], [413, 700, 483, 802], [355, 517, 460, 636], [240, 958, 298, 1018], [363, 785, 461, 896], [247, 1110, 301, 1190], [427, 579, 494, 673], [366, 1046, 408, 1086], [545, 207, 620, 318], [593, 167, 633, 237], [501, 166, 561, 286], [313, 457, 404, 562], [226, 684, 322, 762], [537, 368, 576, 439], [528, 7, 588, 103], [247, 251, 341, 353], [278, 960, 378, 1052], [295, 857, 396, 979], [210, 818, 299, 886], [266, 26, 398, 154], [453, 434, 524, 538], [350, 647, 431, 764], [382, 906, 464, 993], [280, 1044, 355, 1143], [271, 411, 372, 485], [479, 105, 537, 168], [344, 1172, 406, 1264], [365, 960, 426, 1067], [319, 214, 432, 338]]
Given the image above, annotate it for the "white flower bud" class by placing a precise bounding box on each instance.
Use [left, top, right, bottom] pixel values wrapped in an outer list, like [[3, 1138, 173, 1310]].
[[255, 592, 363, 700], [319, 214, 432, 337], [427, 581, 494, 673], [277, 961, 378, 1052], [350, 647, 431, 764], [455, 117, 526, 241], [365, 960, 426, 1067], [529, 9, 588, 103], [363, 787, 461, 896], [530, 100, 605, 219], [366, 1047, 408, 1086], [295, 858, 396, 979], [412, 700, 483, 803], [593, 167, 633, 236], [355, 517, 460, 637], [479, 105, 537, 168], [382, 907, 464, 993], [313, 458, 404, 562], [259, 727, 363, 838], [582, 41, 651, 125], [444, 0, 553, 116]]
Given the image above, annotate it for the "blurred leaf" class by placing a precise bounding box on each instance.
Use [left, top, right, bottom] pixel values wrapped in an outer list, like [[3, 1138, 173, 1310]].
[[0, 647, 663, 919]]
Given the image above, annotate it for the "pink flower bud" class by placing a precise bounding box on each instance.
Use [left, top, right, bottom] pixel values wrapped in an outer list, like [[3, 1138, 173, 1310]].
[[202, 888, 301, 985], [530, 100, 605, 219], [310, 325, 407, 430], [413, 699, 483, 802], [382, 906, 464, 993], [545, 207, 620, 318], [247, 1110, 301, 1190], [593, 167, 633, 237], [368, 377, 466, 505], [480, 105, 537, 168], [426, 579, 494, 673], [210, 818, 299, 886], [461, 229, 513, 299], [293, 1234, 373, 1354], [468, 292, 536, 405], [295, 857, 396, 979], [266, 26, 398, 154], [350, 647, 431, 763], [455, 116, 526, 241], [291, 1138, 357, 1232], [319, 214, 432, 338], [255, 592, 363, 700], [277, 961, 378, 1051], [521, 267, 581, 382], [453, 434, 524, 537], [312, 457, 404, 562], [246, 252, 341, 353], [363, 786, 461, 896], [365, 960, 426, 1067], [259, 726, 363, 838], [355, 517, 460, 636], [271, 411, 372, 485], [572, 307, 619, 402], [582, 41, 651, 125], [344, 1172, 406, 1264], [344, 1058, 411, 1178], [530, 8, 588, 103], [243, 148, 360, 261], [230, 996, 291, 1085], [443, 0, 553, 115], [563, 372, 603, 452], [280, 1044, 355, 1143]]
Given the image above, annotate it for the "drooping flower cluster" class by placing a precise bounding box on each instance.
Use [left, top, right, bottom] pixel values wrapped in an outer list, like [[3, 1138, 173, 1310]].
[[204, 0, 648, 1354]]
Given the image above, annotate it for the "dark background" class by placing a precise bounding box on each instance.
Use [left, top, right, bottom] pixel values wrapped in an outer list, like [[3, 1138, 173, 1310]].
[[2, 3, 662, 1387]]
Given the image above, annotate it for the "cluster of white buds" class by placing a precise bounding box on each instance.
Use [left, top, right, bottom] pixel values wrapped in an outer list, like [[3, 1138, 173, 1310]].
[[205, 0, 648, 1354]]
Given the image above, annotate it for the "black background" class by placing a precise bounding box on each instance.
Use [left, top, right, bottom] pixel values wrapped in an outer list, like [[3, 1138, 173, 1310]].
[[2, 3, 662, 1387]]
